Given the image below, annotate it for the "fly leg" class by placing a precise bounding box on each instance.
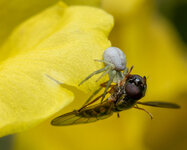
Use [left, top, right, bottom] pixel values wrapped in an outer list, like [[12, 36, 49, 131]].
[[79, 86, 115, 111], [79, 93, 108, 111], [81, 81, 114, 107], [100, 81, 115, 88], [134, 105, 153, 119], [79, 58, 116, 86]]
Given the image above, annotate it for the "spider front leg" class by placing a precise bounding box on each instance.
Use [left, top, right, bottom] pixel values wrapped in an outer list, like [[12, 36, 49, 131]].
[[82, 87, 103, 107], [101, 70, 116, 102], [79, 60, 116, 102], [82, 81, 114, 107], [79, 87, 114, 111], [79, 65, 110, 86], [120, 66, 134, 86]]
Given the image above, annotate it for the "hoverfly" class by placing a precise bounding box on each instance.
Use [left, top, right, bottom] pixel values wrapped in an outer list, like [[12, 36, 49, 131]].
[[51, 69, 180, 126]]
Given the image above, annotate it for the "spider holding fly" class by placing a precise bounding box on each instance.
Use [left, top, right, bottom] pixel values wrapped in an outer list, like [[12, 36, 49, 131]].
[[51, 47, 180, 126]]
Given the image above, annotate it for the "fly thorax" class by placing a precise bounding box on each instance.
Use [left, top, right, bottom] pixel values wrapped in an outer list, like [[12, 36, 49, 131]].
[[111, 85, 126, 99], [115, 96, 137, 112]]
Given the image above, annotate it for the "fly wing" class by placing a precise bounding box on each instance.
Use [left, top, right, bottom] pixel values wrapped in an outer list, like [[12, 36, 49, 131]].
[[137, 101, 180, 109], [51, 110, 112, 126], [51, 111, 81, 126]]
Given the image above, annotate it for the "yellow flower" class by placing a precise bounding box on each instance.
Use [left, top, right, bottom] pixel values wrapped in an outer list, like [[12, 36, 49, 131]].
[[0, 0, 186, 150], [0, 1, 113, 137]]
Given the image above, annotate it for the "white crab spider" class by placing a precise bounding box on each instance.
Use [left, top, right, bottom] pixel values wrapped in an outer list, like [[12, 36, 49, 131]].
[[79, 47, 129, 104]]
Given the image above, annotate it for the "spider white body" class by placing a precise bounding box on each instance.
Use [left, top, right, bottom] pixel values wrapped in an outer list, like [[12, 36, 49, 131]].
[[103, 47, 126, 71], [79, 46, 128, 103]]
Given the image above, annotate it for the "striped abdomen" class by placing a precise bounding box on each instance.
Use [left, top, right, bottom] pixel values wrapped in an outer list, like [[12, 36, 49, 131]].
[[51, 101, 114, 126]]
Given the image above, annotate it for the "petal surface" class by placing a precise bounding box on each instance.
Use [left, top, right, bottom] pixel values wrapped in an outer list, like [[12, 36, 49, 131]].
[[0, 0, 100, 45], [14, 1, 187, 150], [0, 2, 113, 137]]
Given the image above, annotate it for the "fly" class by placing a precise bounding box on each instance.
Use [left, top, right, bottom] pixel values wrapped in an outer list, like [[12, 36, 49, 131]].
[[51, 70, 180, 126]]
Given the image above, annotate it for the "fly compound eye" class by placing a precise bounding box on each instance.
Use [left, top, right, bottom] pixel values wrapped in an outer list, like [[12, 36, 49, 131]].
[[134, 78, 143, 86], [125, 75, 147, 100], [128, 79, 134, 83]]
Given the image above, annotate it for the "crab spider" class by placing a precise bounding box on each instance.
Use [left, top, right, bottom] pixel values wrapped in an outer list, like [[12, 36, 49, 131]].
[[79, 47, 129, 104]]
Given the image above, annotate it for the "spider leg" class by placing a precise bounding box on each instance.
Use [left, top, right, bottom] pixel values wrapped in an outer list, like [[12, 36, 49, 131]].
[[94, 59, 104, 62], [79, 86, 114, 111], [79, 92, 108, 111], [82, 87, 103, 107], [101, 70, 116, 102], [134, 105, 153, 119], [120, 66, 134, 85], [123, 67, 129, 76], [79, 66, 109, 86], [94, 59, 115, 68], [45, 74, 63, 84], [81, 81, 115, 108], [100, 81, 113, 87], [96, 67, 111, 82]]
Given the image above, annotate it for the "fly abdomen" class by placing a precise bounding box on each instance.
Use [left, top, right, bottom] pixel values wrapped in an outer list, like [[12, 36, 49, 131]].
[[79, 101, 113, 119], [51, 102, 113, 126]]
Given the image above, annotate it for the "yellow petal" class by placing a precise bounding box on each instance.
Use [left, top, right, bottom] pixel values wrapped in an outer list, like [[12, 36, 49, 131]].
[[102, 0, 150, 20], [0, 0, 100, 46], [0, 2, 113, 137], [63, 0, 101, 6], [13, 1, 186, 150], [0, 0, 58, 45]]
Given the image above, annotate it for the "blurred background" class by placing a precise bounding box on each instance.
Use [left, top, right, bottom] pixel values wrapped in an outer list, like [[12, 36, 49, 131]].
[[0, 0, 186, 150]]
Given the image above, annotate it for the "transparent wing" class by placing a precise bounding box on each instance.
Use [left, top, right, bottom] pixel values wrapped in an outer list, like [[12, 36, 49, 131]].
[[51, 110, 112, 126], [137, 101, 180, 109], [51, 111, 80, 126]]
